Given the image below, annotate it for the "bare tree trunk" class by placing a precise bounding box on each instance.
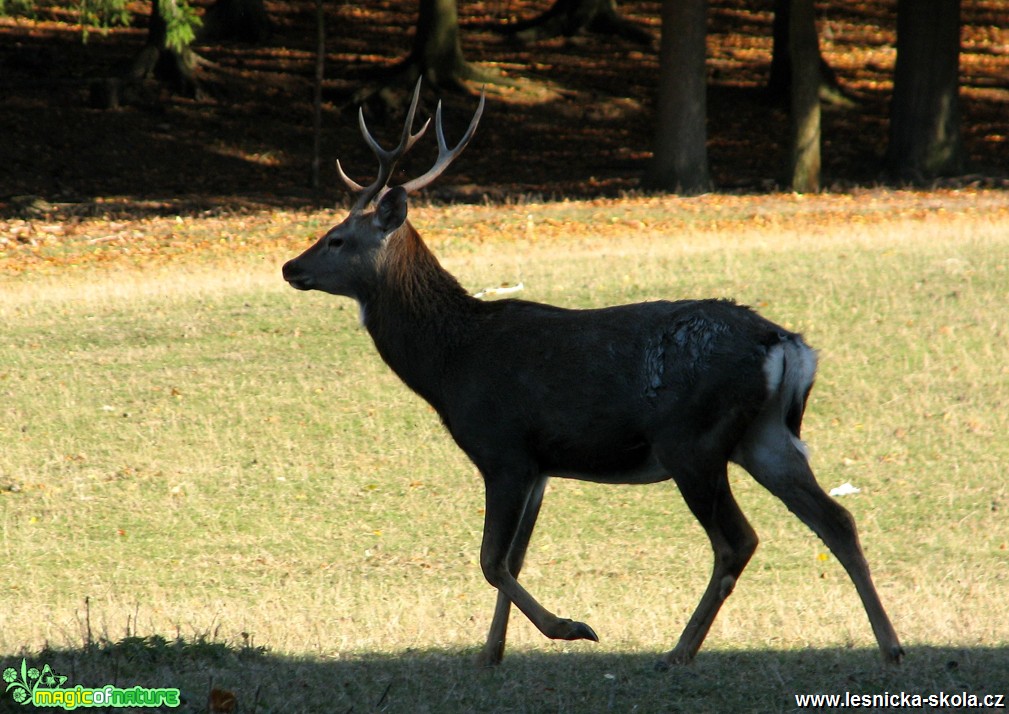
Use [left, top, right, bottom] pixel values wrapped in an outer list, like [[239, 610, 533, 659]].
[[347, 0, 502, 98], [886, 0, 964, 180], [768, 0, 848, 106], [404, 0, 490, 88], [94, 0, 202, 105], [787, 0, 820, 192], [352, 0, 505, 111], [646, 0, 710, 194]]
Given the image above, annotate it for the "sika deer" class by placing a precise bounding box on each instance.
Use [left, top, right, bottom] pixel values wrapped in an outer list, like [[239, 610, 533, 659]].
[[282, 81, 904, 668]]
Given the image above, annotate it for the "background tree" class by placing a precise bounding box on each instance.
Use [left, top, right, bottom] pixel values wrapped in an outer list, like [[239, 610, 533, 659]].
[[646, 0, 710, 194], [5, 0, 275, 103], [406, 0, 478, 87], [787, 0, 821, 192], [351, 0, 510, 109], [886, 0, 964, 180], [85, 0, 203, 106], [767, 0, 848, 106], [131, 0, 203, 96], [363, 0, 498, 92]]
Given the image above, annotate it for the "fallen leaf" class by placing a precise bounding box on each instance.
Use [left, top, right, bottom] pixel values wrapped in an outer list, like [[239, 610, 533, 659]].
[[208, 688, 237, 713]]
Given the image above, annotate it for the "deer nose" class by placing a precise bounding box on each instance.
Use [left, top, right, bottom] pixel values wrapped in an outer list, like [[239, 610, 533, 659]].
[[282, 259, 313, 290]]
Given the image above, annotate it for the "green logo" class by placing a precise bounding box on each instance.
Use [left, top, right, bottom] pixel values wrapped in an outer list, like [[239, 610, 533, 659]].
[[3, 658, 180, 709]]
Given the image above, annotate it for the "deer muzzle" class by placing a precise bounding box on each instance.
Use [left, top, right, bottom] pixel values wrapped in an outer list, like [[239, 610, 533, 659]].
[[282, 258, 314, 291]]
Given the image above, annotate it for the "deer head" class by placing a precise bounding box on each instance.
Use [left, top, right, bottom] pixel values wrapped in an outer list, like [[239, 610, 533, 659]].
[[282, 81, 484, 303]]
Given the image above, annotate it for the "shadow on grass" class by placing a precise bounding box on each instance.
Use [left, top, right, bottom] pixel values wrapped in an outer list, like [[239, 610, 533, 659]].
[[2, 637, 1006, 713]]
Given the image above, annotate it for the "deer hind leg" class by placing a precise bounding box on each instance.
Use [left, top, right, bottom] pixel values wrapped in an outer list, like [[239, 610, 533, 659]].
[[478, 470, 598, 658], [660, 462, 759, 668], [734, 426, 904, 663], [476, 476, 548, 667]]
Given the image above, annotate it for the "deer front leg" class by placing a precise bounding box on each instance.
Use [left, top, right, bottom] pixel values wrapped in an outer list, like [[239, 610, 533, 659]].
[[476, 476, 549, 667], [478, 471, 599, 658]]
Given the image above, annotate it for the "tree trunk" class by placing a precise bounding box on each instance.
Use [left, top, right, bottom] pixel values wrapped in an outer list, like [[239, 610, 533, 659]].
[[503, 0, 653, 46], [120, 0, 201, 99], [406, 0, 484, 88], [768, 0, 847, 106], [787, 0, 820, 192], [886, 0, 964, 180], [645, 0, 710, 194], [352, 0, 504, 109]]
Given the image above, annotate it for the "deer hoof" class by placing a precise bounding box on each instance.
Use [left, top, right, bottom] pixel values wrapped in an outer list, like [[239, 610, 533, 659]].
[[474, 647, 504, 669], [554, 618, 599, 642], [656, 648, 693, 670], [576, 622, 600, 642], [884, 644, 906, 665]]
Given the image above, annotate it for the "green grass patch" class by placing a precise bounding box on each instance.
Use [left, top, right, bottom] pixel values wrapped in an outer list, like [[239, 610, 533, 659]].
[[1, 195, 1007, 712]]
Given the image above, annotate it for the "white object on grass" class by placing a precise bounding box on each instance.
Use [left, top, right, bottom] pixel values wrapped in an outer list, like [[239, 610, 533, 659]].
[[829, 482, 861, 497], [473, 282, 524, 299]]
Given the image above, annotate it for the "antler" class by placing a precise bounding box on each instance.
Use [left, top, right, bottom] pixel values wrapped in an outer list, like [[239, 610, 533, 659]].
[[337, 79, 485, 212], [337, 79, 430, 212], [399, 92, 485, 195]]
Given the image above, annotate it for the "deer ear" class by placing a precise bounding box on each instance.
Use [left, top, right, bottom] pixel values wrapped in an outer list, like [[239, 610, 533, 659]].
[[373, 186, 408, 234]]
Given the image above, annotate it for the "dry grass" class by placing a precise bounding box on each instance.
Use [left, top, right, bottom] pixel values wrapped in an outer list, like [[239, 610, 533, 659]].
[[1, 192, 1008, 712]]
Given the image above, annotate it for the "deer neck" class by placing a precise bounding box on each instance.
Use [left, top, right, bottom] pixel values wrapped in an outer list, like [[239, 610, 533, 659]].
[[362, 222, 475, 403]]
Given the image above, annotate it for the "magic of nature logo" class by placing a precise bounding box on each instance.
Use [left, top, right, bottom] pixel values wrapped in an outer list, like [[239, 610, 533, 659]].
[[3, 658, 180, 709]]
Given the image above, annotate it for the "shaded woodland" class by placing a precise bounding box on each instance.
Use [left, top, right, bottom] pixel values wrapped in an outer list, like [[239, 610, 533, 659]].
[[1, 0, 1007, 215]]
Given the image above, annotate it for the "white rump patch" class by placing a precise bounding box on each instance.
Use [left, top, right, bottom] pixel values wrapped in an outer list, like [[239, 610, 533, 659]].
[[760, 340, 817, 461], [792, 342, 818, 390], [762, 340, 817, 398], [762, 343, 786, 395]]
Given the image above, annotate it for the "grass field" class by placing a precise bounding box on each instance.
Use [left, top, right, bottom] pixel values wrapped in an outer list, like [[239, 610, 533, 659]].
[[1, 192, 1008, 712]]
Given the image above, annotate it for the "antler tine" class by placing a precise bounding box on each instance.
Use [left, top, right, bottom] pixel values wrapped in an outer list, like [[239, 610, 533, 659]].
[[339, 79, 432, 211], [398, 89, 486, 196], [336, 152, 366, 194]]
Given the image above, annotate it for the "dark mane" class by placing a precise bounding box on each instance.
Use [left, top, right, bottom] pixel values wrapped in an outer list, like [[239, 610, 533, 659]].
[[377, 221, 471, 318]]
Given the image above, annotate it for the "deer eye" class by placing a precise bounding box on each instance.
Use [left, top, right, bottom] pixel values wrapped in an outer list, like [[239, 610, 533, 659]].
[[328, 236, 345, 250]]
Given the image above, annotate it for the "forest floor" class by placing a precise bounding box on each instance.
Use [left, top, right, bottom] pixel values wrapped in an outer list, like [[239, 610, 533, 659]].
[[1, 0, 1008, 222]]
